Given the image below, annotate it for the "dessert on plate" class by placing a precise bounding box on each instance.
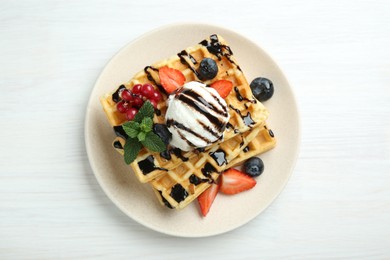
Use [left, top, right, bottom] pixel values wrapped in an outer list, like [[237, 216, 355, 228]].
[[100, 34, 276, 215]]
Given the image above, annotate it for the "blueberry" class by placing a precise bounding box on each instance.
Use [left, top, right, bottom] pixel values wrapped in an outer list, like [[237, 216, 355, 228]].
[[250, 77, 274, 102], [198, 58, 218, 80], [153, 124, 172, 145], [244, 157, 264, 177]]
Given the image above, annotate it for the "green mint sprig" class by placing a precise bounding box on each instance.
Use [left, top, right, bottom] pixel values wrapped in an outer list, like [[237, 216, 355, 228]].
[[121, 101, 166, 164]]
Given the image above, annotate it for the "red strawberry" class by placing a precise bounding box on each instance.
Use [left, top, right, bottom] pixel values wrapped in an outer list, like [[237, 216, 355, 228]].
[[197, 182, 219, 216], [210, 79, 233, 98], [220, 168, 256, 195], [159, 66, 186, 94]]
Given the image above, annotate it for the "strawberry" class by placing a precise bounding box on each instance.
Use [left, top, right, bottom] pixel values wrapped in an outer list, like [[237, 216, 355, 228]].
[[197, 182, 220, 216], [159, 66, 186, 94], [220, 168, 256, 195], [210, 79, 233, 98]]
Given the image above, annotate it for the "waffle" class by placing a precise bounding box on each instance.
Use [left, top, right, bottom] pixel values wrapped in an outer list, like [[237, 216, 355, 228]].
[[152, 125, 277, 209], [100, 34, 269, 183]]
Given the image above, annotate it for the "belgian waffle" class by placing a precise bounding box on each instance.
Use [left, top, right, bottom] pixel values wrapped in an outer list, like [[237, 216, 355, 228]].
[[152, 125, 277, 209], [100, 34, 269, 183]]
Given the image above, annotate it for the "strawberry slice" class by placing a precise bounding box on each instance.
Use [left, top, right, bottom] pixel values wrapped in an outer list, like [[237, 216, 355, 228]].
[[159, 66, 186, 94], [210, 79, 233, 98], [197, 182, 220, 216], [220, 168, 256, 195]]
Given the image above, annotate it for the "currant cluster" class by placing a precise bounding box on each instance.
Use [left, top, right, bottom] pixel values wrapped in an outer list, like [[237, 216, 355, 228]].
[[116, 83, 162, 120]]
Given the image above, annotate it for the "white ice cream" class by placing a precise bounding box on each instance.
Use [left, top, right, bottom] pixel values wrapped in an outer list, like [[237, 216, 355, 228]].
[[165, 81, 230, 151]]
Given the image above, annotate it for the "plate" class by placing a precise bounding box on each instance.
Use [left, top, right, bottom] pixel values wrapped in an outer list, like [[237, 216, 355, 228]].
[[85, 23, 300, 237]]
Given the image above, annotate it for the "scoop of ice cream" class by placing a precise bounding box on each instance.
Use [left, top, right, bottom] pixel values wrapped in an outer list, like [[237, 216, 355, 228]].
[[165, 81, 230, 151]]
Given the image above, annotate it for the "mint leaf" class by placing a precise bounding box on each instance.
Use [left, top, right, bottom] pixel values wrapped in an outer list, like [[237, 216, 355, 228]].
[[140, 117, 153, 133], [133, 101, 154, 122], [137, 131, 146, 142], [141, 132, 166, 152], [123, 138, 142, 164], [122, 121, 140, 138]]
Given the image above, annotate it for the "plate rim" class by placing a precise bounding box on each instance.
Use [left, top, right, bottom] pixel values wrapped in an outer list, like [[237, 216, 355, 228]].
[[84, 22, 301, 237]]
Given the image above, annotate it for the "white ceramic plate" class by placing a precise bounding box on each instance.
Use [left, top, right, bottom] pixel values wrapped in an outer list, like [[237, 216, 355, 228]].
[[85, 23, 300, 237]]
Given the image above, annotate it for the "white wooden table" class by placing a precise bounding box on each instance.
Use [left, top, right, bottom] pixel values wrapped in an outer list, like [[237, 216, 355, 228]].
[[1, 0, 389, 258]]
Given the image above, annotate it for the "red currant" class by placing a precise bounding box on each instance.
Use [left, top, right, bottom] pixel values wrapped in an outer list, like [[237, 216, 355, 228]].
[[133, 96, 143, 108], [121, 89, 133, 102], [149, 99, 158, 109], [116, 101, 129, 113], [126, 108, 138, 121], [150, 91, 162, 102], [132, 84, 142, 94], [141, 83, 155, 98]]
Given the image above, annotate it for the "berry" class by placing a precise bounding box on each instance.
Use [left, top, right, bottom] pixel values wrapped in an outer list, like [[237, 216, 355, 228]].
[[121, 89, 133, 102], [116, 101, 129, 113], [150, 91, 162, 102], [141, 83, 155, 98], [244, 157, 264, 177], [210, 80, 233, 98], [153, 124, 172, 145], [126, 108, 138, 121], [197, 182, 219, 216], [132, 84, 142, 94], [220, 168, 256, 195], [198, 58, 218, 80], [159, 66, 186, 94], [149, 99, 158, 109], [250, 77, 274, 102], [133, 96, 144, 108]]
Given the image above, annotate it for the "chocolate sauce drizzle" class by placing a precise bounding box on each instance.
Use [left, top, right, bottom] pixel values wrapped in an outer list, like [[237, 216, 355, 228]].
[[234, 86, 257, 104], [170, 184, 188, 203], [239, 134, 245, 148], [183, 88, 228, 116], [243, 146, 250, 153], [196, 147, 206, 153], [138, 155, 168, 175], [112, 85, 126, 103], [113, 140, 123, 150], [160, 150, 171, 160], [201, 162, 218, 179], [158, 190, 173, 209], [177, 50, 201, 78], [113, 125, 128, 139], [199, 34, 242, 71], [177, 93, 225, 130], [226, 122, 240, 134], [144, 66, 166, 94], [159, 148, 189, 162], [229, 105, 255, 127], [166, 119, 212, 144], [172, 148, 189, 162], [209, 149, 227, 166], [189, 174, 210, 185]]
